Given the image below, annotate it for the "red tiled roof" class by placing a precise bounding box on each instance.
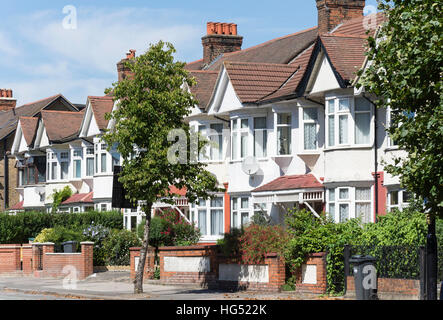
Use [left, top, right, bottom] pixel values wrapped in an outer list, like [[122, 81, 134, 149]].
[[19, 117, 38, 146], [168, 186, 187, 197], [259, 44, 316, 102], [332, 12, 386, 37], [88, 96, 114, 130], [320, 34, 367, 82], [200, 27, 318, 71], [252, 174, 323, 193], [188, 70, 219, 110], [224, 62, 299, 103], [41, 110, 84, 142], [61, 192, 94, 205], [9, 200, 24, 210]]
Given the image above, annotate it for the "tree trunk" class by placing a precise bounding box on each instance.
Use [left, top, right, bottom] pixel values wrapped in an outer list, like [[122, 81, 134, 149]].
[[134, 203, 152, 294]]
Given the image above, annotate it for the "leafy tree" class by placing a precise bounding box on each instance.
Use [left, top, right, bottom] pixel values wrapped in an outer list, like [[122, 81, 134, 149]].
[[51, 186, 73, 213], [358, 0, 442, 298], [103, 41, 220, 293], [358, 0, 442, 217]]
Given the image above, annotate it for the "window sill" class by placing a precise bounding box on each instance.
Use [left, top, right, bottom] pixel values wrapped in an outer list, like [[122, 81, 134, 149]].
[[384, 146, 401, 152], [297, 150, 321, 156], [324, 145, 373, 152]]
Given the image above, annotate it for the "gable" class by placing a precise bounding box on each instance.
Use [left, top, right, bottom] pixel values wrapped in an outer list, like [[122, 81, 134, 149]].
[[207, 67, 243, 115], [307, 54, 341, 95]]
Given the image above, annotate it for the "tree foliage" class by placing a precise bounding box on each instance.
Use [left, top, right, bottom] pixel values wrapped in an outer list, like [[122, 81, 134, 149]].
[[358, 0, 443, 216], [103, 41, 220, 293]]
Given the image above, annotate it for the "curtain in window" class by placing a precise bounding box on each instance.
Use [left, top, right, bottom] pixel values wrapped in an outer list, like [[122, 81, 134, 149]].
[[87, 158, 94, 176], [278, 127, 291, 155], [339, 115, 348, 144], [61, 162, 69, 180], [232, 132, 238, 160], [328, 116, 335, 146], [339, 188, 349, 200], [339, 204, 349, 222], [241, 133, 248, 158], [356, 203, 371, 223], [304, 123, 316, 150], [198, 210, 207, 235], [241, 212, 249, 227], [328, 204, 335, 221], [355, 113, 371, 144], [211, 210, 223, 235], [356, 188, 371, 201], [101, 153, 107, 172], [254, 117, 267, 158], [75, 160, 82, 178]]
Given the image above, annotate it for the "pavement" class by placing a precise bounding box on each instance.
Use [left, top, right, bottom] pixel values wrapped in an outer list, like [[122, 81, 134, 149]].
[[0, 271, 346, 301]]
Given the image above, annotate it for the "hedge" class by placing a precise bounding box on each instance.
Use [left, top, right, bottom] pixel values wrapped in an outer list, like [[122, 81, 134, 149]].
[[0, 211, 123, 244]]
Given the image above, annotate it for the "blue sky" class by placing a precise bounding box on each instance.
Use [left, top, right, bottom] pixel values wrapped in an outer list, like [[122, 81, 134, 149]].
[[0, 0, 379, 106]]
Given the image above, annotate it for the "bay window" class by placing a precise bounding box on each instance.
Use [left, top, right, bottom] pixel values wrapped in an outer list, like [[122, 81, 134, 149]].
[[277, 113, 291, 155], [18, 157, 46, 186], [326, 96, 373, 147], [327, 186, 373, 223]]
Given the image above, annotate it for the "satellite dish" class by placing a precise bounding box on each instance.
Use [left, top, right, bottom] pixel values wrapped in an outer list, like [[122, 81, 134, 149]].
[[242, 156, 260, 176]]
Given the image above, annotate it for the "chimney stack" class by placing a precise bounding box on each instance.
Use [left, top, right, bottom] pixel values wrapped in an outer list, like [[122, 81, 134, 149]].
[[316, 0, 366, 34], [202, 22, 243, 66], [0, 89, 16, 111], [117, 49, 136, 82]]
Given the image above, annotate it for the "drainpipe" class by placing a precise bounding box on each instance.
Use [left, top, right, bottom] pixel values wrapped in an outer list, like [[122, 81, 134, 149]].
[[4, 139, 9, 210], [362, 94, 378, 222]]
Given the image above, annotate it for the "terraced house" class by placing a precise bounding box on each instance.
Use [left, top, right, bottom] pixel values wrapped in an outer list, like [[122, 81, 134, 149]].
[[5, 0, 410, 244]]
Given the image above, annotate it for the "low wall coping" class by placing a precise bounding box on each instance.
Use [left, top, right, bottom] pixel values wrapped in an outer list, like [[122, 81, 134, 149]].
[[0, 245, 22, 249], [45, 253, 82, 256], [130, 247, 155, 251], [158, 245, 216, 251], [308, 252, 327, 258], [80, 242, 94, 245], [32, 242, 55, 246]]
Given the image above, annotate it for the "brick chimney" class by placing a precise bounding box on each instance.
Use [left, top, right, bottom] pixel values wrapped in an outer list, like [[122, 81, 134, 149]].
[[117, 49, 136, 82], [0, 89, 16, 111], [316, 0, 366, 34], [202, 22, 243, 66]]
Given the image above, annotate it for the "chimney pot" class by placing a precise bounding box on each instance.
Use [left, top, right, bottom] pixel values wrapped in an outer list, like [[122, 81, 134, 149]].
[[202, 22, 243, 66], [0, 88, 16, 110], [316, 0, 366, 34]]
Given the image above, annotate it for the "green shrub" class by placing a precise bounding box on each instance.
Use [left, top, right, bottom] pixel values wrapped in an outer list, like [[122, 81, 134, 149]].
[[239, 224, 289, 264], [82, 223, 111, 266], [216, 228, 244, 257], [34, 225, 83, 250], [103, 229, 141, 266], [0, 211, 123, 244], [137, 209, 200, 248]]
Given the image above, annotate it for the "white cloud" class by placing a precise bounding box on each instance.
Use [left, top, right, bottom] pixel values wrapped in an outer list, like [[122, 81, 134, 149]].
[[0, 31, 20, 57], [18, 7, 203, 74]]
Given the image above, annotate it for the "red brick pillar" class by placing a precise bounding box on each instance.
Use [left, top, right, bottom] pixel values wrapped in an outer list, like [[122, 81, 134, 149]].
[[80, 242, 94, 280], [21, 245, 33, 274], [265, 254, 286, 291], [0, 245, 21, 273], [130, 247, 156, 281]]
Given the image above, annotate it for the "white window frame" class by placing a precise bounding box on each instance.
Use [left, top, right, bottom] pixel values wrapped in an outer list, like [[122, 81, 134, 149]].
[[47, 150, 70, 182], [327, 186, 373, 223], [275, 112, 292, 156], [231, 196, 252, 229], [387, 189, 412, 212], [85, 147, 95, 177], [253, 117, 268, 159], [197, 122, 225, 163], [72, 148, 83, 180], [301, 107, 319, 151], [191, 196, 225, 241], [326, 96, 374, 149], [231, 118, 252, 161]]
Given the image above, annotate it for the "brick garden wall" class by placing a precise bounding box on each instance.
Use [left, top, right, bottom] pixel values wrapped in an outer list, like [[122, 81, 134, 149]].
[[0, 242, 93, 280], [294, 252, 328, 294], [346, 276, 420, 299]]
